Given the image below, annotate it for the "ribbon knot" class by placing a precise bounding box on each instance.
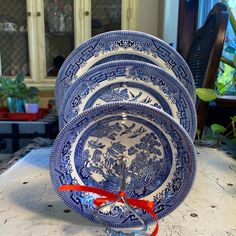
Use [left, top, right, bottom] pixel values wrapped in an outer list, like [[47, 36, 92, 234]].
[[119, 191, 126, 197], [58, 185, 158, 236]]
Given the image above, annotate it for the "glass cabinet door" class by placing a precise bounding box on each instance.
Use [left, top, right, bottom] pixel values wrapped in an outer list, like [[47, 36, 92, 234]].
[[0, 0, 30, 77], [91, 0, 121, 36], [43, 0, 74, 77], [0, 0, 136, 89]]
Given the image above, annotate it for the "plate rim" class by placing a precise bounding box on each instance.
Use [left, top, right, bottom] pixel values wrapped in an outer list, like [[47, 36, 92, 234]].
[[55, 30, 196, 110], [59, 60, 197, 139], [50, 101, 197, 227]]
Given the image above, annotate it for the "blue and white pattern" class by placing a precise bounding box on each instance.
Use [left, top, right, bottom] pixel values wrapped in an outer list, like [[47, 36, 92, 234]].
[[56, 30, 196, 109], [50, 102, 197, 228], [59, 60, 197, 139], [75, 117, 171, 196]]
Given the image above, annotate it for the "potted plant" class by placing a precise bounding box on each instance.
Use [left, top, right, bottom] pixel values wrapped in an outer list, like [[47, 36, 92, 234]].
[[24, 86, 40, 113], [0, 74, 40, 113], [0, 74, 27, 112]]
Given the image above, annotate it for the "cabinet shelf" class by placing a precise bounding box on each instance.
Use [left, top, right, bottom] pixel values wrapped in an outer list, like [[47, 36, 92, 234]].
[[0, 0, 128, 91], [0, 31, 27, 35], [45, 31, 73, 38]]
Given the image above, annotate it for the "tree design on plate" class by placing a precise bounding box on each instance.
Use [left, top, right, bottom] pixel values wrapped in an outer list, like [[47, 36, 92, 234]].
[[76, 119, 165, 193]]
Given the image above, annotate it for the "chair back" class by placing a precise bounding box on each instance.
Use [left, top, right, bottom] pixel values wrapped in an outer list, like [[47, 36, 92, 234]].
[[186, 2, 229, 132]]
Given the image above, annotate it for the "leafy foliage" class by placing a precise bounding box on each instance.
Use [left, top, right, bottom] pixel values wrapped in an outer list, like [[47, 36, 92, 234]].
[[217, 1, 236, 95], [196, 86, 236, 151], [231, 115, 236, 123], [0, 74, 39, 103], [24, 86, 40, 103], [0, 74, 27, 99], [196, 88, 217, 102], [210, 124, 226, 134]]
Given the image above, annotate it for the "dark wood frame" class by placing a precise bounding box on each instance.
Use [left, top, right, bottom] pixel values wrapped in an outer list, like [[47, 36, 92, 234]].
[[177, 0, 199, 59], [178, 2, 229, 134]]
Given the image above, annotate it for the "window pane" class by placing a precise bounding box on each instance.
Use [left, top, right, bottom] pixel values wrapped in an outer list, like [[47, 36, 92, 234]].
[[0, 0, 29, 76], [44, 0, 74, 77], [198, 1, 236, 95], [91, 0, 121, 36], [217, 1, 236, 95]]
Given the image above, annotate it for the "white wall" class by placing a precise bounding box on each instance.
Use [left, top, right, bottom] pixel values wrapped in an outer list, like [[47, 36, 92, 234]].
[[135, 0, 159, 37], [135, 0, 179, 45]]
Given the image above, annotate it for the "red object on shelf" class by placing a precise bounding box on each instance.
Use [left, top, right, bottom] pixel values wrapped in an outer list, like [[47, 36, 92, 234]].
[[0, 108, 48, 121]]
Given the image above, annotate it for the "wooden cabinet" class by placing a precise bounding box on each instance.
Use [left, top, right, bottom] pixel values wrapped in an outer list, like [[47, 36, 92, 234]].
[[0, 0, 137, 91]]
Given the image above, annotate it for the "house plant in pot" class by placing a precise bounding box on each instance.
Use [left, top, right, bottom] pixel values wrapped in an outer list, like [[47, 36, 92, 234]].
[[24, 86, 40, 113], [0, 74, 27, 112]]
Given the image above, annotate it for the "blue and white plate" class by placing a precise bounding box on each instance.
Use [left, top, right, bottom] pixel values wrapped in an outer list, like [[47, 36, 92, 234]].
[[59, 60, 197, 139], [50, 102, 197, 228], [56, 30, 195, 109]]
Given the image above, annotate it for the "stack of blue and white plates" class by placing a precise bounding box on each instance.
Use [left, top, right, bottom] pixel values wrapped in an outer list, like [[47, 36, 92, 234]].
[[50, 30, 197, 231]]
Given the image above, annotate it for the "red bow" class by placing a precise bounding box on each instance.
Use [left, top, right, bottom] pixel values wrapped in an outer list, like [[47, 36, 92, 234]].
[[58, 185, 158, 236]]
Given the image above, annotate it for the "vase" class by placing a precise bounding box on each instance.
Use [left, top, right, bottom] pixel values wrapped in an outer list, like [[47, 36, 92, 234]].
[[24, 103, 39, 113], [7, 97, 24, 112]]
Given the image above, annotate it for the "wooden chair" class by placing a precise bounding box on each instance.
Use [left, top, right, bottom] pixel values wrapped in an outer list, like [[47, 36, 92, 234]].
[[186, 3, 229, 134]]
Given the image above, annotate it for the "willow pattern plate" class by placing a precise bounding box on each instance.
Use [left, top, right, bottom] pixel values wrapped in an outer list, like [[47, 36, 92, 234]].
[[56, 30, 195, 109], [59, 60, 196, 139], [50, 102, 197, 228]]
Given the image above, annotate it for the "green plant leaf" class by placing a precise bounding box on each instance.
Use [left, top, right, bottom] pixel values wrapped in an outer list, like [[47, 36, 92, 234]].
[[196, 88, 217, 102], [211, 124, 226, 134], [0, 75, 28, 98], [231, 115, 236, 123], [196, 129, 201, 140], [216, 82, 226, 95], [28, 86, 39, 95], [15, 74, 24, 84], [196, 129, 201, 136]]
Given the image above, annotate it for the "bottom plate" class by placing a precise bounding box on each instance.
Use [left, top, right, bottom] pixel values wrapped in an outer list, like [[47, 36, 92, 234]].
[[50, 102, 196, 228]]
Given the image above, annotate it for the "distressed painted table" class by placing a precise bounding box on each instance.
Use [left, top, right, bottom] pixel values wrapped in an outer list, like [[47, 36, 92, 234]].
[[0, 147, 235, 236]]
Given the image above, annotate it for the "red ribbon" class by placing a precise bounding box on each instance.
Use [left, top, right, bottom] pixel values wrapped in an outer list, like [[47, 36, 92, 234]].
[[58, 185, 158, 236]]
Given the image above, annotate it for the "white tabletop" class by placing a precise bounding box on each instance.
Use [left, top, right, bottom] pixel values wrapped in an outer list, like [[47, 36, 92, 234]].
[[0, 147, 235, 236]]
